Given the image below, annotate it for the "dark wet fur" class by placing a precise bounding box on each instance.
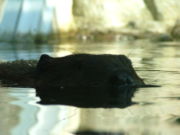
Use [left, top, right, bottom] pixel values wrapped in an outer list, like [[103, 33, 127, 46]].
[[0, 54, 159, 108], [0, 60, 37, 87]]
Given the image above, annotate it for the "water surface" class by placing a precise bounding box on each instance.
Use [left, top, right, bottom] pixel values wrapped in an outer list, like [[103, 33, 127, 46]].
[[0, 41, 180, 135]]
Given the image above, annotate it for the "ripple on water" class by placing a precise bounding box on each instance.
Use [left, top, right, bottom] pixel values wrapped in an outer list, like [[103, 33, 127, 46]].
[[0, 41, 180, 135]]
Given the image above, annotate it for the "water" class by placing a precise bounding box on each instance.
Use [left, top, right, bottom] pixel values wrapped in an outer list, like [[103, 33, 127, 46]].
[[0, 40, 180, 135]]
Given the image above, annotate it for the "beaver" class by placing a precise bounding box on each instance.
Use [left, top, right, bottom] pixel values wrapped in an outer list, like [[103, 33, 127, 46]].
[[0, 54, 149, 107], [35, 54, 144, 88]]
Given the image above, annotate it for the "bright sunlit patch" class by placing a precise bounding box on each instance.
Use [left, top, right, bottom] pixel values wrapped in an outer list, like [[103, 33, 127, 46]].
[[22, 0, 31, 12], [55, 50, 72, 57], [103, 0, 145, 28], [47, 0, 74, 32], [103, 1, 124, 27]]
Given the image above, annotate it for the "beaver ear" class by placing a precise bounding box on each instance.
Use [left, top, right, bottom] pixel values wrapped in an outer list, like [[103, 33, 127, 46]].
[[39, 54, 51, 62], [37, 54, 52, 72]]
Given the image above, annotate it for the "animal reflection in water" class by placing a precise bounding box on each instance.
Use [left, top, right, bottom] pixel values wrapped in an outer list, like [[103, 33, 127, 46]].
[[37, 85, 138, 108]]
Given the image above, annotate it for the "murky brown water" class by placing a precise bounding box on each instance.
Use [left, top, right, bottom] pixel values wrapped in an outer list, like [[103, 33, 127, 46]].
[[0, 40, 180, 135]]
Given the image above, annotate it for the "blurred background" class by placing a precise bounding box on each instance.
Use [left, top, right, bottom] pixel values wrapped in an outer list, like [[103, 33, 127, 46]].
[[0, 0, 180, 43]]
